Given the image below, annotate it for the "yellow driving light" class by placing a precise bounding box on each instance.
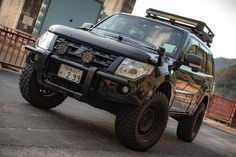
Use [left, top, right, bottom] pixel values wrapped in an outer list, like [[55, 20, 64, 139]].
[[55, 42, 69, 54]]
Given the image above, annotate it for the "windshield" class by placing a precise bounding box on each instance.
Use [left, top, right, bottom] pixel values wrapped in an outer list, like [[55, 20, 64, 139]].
[[92, 14, 184, 57]]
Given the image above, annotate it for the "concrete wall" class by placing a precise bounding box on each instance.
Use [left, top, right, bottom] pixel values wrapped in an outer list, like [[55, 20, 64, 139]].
[[102, 0, 136, 17], [16, 0, 43, 33], [121, 0, 136, 13], [0, 0, 25, 28], [103, 0, 125, 16], [0, 0, 136, 32]]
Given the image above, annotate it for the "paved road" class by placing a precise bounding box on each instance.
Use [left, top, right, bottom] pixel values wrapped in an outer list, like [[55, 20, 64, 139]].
[[0, 69, 236, 157]]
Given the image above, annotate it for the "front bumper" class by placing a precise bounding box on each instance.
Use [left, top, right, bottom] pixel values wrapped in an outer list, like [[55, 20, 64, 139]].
[[25, 45, 153, 106]]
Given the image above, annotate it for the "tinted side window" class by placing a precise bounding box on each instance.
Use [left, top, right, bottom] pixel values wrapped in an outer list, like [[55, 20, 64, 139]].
[[206, 53, 213, 75], [197, 48, 206, 73], [200, 44, 213, 75], [186, 39, 206, 72], [187, 44, 198, 54]]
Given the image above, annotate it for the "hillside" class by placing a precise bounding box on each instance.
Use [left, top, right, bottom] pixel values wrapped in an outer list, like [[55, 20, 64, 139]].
[[214, 57, 236, 72], [214, 64, 236, 101]]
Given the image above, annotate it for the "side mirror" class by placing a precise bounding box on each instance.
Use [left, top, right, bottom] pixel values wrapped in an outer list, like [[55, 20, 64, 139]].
[[80, 23, 94, 30], [184, 53, 202, 72]]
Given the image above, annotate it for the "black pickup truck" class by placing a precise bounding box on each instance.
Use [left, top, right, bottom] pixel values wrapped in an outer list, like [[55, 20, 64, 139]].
[[19, 9, 215, 151]]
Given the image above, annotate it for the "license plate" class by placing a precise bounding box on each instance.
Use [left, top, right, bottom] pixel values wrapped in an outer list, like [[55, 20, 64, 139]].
[[58, 64, 83, 84]]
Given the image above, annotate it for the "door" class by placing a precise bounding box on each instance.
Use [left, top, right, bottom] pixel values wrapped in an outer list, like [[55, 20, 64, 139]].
[[170, 38, 205, 114], [40, 0, 102, 35]]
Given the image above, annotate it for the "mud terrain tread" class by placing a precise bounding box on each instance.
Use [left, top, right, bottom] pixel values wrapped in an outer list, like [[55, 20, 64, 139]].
[[19, 65, 66, 109], [177, 103, 206, 142], [115, 91, 169, 151]]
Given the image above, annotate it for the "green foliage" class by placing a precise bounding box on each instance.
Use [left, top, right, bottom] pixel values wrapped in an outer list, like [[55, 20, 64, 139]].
[[214, 64, 236, 101], [214, 57, 236, 72]]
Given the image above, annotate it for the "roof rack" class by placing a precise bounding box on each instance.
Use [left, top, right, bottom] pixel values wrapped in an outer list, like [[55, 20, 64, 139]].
[[146, 8, 215, 47]]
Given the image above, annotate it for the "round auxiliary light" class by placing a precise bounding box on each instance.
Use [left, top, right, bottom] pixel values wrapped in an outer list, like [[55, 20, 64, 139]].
[[31, 53, 39, 62], [122, 86, 130, 94], [55, 42, 69, 54], [81, 50, 94, 64]]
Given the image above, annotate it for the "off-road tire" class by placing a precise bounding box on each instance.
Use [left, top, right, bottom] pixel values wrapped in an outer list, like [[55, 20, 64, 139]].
[[177, 103, 206, 142], [115, 91, 169, 151], [19, 65, 67, 109]]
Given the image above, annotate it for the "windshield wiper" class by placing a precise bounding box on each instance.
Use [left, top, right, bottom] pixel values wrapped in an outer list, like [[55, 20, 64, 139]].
[[92, 29, 158, 53], [122, 36, 157, 51], [107, 33, 158, 52]]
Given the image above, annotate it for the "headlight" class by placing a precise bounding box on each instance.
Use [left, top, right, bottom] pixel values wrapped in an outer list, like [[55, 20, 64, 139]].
[[36, 31, 55, 50], [115, 58, 154, 79]]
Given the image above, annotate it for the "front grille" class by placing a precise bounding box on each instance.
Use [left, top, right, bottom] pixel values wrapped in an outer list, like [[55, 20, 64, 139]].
[[54, 37, 118, 71]]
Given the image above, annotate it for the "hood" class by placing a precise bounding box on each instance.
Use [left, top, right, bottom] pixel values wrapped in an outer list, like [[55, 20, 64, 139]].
[[49, 25, 159, 63]]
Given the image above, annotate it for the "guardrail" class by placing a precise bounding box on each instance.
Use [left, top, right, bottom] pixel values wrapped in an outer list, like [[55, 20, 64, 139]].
[[205, 94, 236, 126], [0, 25, 36, 70]]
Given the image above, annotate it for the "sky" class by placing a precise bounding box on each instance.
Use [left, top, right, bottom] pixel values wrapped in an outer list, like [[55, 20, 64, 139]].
[[132, 0, 236, 58]]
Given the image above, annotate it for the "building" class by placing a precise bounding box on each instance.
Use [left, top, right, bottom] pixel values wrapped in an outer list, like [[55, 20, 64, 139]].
[[0, 0, 26, 29], [0, 0, 136, 36], [102, 0, 136, 16]]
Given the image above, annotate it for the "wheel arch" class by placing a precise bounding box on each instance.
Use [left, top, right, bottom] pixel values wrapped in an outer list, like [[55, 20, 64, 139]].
[[155, 81, 174, 105], [201, 96, 209, 108], [192, 94, 210, 114]]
